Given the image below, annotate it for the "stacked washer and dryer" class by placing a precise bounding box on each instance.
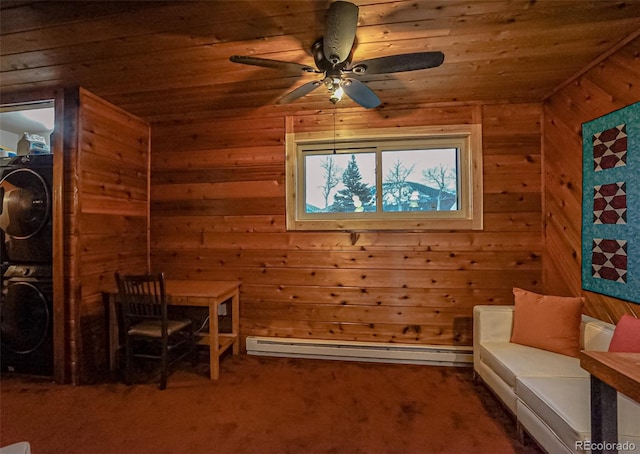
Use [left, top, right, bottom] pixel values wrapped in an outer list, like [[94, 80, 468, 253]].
[[0, 154, 53, 376]]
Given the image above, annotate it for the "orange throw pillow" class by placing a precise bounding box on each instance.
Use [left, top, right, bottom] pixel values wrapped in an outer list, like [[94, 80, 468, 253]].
[[510, 288, 584, 357], [608, 314, 640, 352]]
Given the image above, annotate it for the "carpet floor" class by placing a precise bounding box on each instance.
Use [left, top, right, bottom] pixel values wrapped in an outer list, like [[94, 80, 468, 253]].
[[1, 355, 543, 454]]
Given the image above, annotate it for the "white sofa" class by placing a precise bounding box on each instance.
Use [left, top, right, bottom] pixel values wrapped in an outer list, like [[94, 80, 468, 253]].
[[473, 305, 640, 453]]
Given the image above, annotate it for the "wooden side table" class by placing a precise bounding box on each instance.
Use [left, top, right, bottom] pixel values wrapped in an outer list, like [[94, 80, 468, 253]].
[[580, 351, 640, 454]]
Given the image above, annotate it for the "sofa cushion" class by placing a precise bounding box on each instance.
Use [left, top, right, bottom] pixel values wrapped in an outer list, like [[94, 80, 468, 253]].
[[609, 314, 640, 352], [516, 399, 580, 454], [511, 288, 584, 357], [517, 377, 640, 449], [480, 342, 587, 388], [516, 377, 590, 450]]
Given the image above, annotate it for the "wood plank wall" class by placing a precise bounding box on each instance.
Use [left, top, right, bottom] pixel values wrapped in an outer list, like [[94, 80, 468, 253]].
[[66, 88, 150, 383], [543, 37, 640, 322], [150, 102, 542, 348]]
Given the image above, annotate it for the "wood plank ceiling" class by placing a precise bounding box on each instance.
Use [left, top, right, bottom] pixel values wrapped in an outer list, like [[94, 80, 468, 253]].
[[2, 1, 640, 122]]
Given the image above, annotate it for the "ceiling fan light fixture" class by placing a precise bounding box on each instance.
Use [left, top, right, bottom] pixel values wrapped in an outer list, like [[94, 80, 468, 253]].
[[325, 77, 344, 104], [330, 85, 344, 104]]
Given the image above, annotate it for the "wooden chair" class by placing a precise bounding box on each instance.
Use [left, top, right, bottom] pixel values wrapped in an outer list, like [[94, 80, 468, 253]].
[[114, 272, 196, 390]]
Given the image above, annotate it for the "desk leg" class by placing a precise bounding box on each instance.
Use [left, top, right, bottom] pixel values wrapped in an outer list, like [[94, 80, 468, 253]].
[[210, 302, 220, 380], [232, 290, 240, 355], [590, 375, 618, 454]]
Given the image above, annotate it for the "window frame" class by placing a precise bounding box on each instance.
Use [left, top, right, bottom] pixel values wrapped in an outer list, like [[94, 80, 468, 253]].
[[285, 124, 483, 231]]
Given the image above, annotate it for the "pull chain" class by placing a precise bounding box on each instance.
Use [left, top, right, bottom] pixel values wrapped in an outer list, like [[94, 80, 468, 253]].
[[332, 108, 337, 154]]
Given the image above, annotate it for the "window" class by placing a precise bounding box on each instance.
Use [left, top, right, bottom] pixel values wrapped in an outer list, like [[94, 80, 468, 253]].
[[286, 125, 483, 231]]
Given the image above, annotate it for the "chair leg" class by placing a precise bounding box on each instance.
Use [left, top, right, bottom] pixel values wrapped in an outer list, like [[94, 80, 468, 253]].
[[160, 338, 168, 390], [191, 328, 198, 366], [192, 345, 199, 367], [124, 335, 133, 386]]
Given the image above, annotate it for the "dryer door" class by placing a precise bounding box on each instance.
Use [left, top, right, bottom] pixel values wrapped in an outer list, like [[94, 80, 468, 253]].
[[0, 168, 50, 239], [0, 280, 51, 354]]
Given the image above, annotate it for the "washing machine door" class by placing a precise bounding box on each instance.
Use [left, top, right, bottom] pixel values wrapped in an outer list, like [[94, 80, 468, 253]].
[[0, 168, 50, 239], [0, 280, 51, 354]]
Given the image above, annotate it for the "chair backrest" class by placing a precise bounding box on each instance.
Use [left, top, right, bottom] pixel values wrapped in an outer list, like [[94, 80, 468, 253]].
[[115, 272, 167, 322]]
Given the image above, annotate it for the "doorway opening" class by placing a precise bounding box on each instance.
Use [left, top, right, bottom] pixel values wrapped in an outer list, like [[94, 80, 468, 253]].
[[0, 100, 56, 378]]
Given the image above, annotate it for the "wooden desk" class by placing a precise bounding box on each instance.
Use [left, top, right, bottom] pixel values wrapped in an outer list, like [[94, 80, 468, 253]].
[[108, 279, 240, 380], [580, 351, 640, 454], [165, 280, 240, 380]]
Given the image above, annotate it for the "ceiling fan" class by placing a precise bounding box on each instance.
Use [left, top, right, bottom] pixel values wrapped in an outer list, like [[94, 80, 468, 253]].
[[229, 1, 444, 109]]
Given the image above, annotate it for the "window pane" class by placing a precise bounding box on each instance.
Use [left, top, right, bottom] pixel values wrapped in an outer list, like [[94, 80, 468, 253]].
[[381, 148, 458, 212], [304, 152, 376, 214]]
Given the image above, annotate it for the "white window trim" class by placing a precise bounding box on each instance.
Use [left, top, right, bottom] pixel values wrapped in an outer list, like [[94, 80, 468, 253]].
[[285, 124, 483, 231]]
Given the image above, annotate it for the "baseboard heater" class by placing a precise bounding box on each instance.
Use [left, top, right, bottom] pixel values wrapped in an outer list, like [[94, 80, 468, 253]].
[[245, 337, 473, 367]]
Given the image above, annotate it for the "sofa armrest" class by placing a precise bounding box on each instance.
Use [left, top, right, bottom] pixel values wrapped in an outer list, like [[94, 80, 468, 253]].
[[473, 305, 515, 372], [581, 315, 615, 351], [473, 305, 514, 345]]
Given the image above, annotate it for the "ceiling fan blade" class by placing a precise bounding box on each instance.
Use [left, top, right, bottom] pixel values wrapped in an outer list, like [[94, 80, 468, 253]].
[[230, 55, 317, 73], [342, 79, 381, 109], [352, 52, 445, 75], [323, 1, 359, 65], [277, 81, 323, 104]]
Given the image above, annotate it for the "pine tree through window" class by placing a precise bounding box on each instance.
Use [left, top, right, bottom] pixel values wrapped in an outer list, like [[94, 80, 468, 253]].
[[286, 125, 483, 231]]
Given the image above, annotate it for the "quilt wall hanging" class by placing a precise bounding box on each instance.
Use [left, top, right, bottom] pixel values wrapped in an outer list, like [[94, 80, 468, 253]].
[[582, 101, 640, 304]]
